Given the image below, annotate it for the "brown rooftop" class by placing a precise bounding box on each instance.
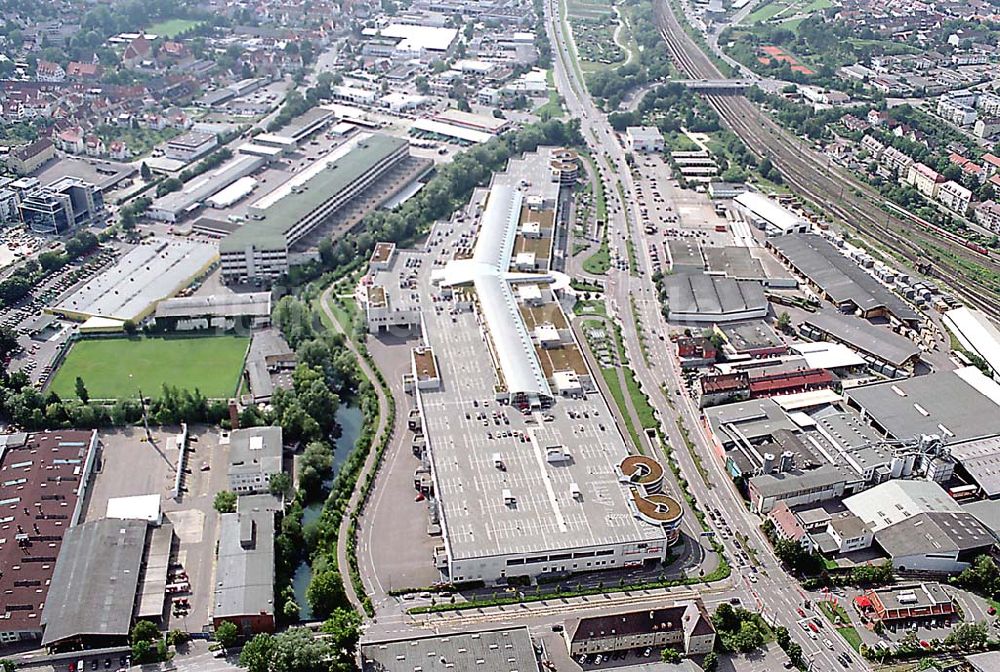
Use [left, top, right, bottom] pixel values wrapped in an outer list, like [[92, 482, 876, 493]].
[[370, 242, 394, 265], [367, 285, 387, 308], [519, 302, 568, 330], [631, 489, 683, 524], [0, 430, 96, 635], [412, 347, 438, 381], [620, 455, 664, 486]]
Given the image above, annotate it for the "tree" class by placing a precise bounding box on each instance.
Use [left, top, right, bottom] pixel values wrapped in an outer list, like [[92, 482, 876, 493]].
[[215, 620, 239, 648], [131, 639, 154, 665], [213, 490, 237, 514], [702, 652, 719, 672], [140, 162, 152, 181], [730, 619, 766, 653], [944, 621, 988, 651], [306, 569, 346, 619], [777, 311, 792, 333], [269, 472, 292, 497], [75, 376, 90, 404], [321, 607, 362, 654], [239, 633, 276, 672], [131, 619, 160, 644], [660, 647, 682, 663]]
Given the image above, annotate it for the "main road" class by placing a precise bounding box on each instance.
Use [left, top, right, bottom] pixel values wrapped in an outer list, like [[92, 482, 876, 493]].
[[547, 0, 869, 669]]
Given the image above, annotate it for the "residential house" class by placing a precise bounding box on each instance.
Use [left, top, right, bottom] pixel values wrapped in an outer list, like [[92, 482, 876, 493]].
[[975, 116, 1000, 140], [937, 180, 973, 216], [66, 62, 103, 80], [157, 41, 193, 68], [36, 60, 65, 82], [906, 162, 946, 199], [55, 127, 85, 154], [108, 141, 128, 161], [6, 138, 54, 175], [975, 201, 1000, 233], [122, 34, 152, 68]]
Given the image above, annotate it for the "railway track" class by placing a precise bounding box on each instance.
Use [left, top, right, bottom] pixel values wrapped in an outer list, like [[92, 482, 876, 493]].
[[652, 0, 1000, 317]]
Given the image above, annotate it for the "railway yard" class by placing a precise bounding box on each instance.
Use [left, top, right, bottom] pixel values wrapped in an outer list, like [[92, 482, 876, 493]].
[[653, 0, 1000, 317]]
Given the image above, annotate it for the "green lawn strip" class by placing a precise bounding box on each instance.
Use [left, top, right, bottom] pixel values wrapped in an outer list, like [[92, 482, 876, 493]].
[[50, 335, 248, 399], [818, 601, 862, 650], [601, 368, 644, 453], [623, 367, 656, 429], [583, 239, 611, 274], [146, 18, 204, 38], [327, 296, 358, 332]]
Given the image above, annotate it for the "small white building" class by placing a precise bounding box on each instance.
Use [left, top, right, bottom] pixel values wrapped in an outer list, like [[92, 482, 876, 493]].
[[164, 130, 218, 162], [226, 426, 283, 495], [625, 126, 665, 153]]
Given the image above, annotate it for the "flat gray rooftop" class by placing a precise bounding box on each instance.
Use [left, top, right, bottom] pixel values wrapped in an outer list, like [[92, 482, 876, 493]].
[[215, 494, 276, 620], [220, 133, 407, 253], [407, 155, 666, 562], [704, 246, 765, 280], [846, 368, 1000, 443], [804, 312, 920, 367], [770, 234, 918, 322], [52, 238, 218, 322], [668, 240, 704, 271], [361, 627, 537, 672], [664, 273, 767, 317], [41, 519, 147, 646]]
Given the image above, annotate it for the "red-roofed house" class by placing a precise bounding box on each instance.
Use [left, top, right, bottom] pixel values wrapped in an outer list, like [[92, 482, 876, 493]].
[[906, 162, 947, 198], [122, 33, 152, 68], [55, 126, 84, 154], [158, 41, 193, 67], [36, 60, 65, 82], [84, 134, 106, 157], [108, 140, 128, 160], [983, 153, 1000, 177], [768, 502, 814, 552], [66, 61, 103, 80]]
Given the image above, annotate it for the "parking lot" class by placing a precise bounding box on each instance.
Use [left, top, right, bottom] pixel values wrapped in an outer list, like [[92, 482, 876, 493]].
[[5, 239, 127, 386], [82, 425, 231, 633]]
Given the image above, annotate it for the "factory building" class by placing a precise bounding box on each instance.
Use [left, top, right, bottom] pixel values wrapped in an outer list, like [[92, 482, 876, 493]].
[[220, 133, 411, 284], [226, 427, 283, 495], [733, 192, 809, 236], [213, 494, 278, 636], [0, 431, 98, 645]]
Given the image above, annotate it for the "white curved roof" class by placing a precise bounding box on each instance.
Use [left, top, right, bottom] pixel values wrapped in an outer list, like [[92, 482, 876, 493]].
[[441, 185, 551, 400]]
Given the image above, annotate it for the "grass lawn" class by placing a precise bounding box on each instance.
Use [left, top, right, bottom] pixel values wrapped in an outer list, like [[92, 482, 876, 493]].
[[818, 600, 863, 651], [50, 335, 249, 400], [837, 626, 862, 651], [535, 88, 564, 120], [573, 299, 608, 317], [746, 0, 790, 24], [583, 240, 610, 274], [327, 295, 358, 332], [146, 18, 204, 38]]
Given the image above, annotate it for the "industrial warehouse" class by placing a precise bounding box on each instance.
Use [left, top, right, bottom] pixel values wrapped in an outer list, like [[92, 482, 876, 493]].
[[361, 149, 684, 585], [767, 234, 920, 326], [219, 132, 425, 284], [49, 237, 218, 329]]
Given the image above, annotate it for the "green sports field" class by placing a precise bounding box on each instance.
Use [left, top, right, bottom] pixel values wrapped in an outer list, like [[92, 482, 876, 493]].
[[50, 335, 250, 400], [146, 19, 204, 38]]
